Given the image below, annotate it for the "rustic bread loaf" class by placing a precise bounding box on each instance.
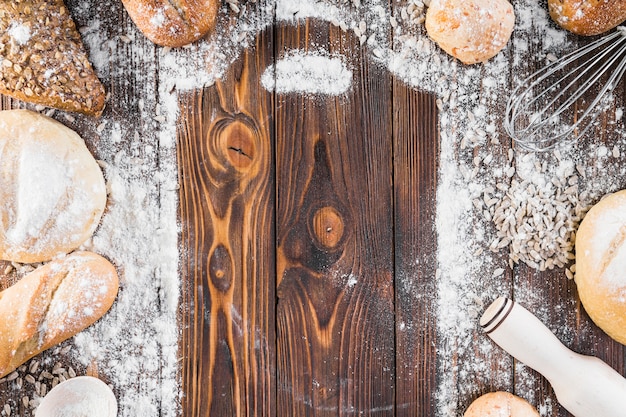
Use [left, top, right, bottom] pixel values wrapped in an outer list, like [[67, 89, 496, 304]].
[[0, 0, 106, 116], [0, 251, 119, 378], [425, 0, 515, 65], [575, 190, 626, 345], [0, 110, 107, 263], [464, 392, 539, 417], [121, 0, 219, 47], [548, 0, 626, 35]]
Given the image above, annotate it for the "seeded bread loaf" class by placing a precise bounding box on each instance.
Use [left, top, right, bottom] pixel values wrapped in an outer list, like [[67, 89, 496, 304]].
[[121, 0, 219, 47], [0, 110, 107, 263], [548, 0, 626, 35], [0, 251, 119, 378], [575, 190, 626, 345], [0, 0, 105, 116]]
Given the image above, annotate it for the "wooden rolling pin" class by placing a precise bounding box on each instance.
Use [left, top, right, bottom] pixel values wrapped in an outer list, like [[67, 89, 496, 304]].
[[480, 297, 626, 417]]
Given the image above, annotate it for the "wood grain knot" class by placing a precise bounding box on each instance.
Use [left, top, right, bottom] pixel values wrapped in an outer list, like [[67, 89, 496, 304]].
[[312, 206, 344, 249], [209, 244, 233, 293], [220, 120, 256, 170]]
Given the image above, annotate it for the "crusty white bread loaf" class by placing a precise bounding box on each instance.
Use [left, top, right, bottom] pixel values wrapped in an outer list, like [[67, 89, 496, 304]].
[[0, 0, 106, 116], [464, 392, 539, 417], [425, 0, 515, 65], [0, 110, 107, 264], [549, 0, 626, 36], [121, 0, 219, 47], [0, 251, 119, 378], [575, 190, 626, 345]]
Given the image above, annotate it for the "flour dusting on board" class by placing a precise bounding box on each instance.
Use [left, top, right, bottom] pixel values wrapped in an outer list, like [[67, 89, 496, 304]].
[[262, 50, 352, 95], [2, 0, 626, 416]]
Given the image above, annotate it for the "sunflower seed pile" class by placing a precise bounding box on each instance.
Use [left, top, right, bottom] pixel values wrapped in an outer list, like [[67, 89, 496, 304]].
[[480, 152, 588, 273], [399, 0, 428, 26], [0, 346, 77, 416]]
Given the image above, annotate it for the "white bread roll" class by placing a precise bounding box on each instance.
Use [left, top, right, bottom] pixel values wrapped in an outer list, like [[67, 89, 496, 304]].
[[0, 110, 107, 263], [0, 251, 119, 378], [464, 392, 539, 417], [425, 0, 515, 65], [575, 190, 626, 345]]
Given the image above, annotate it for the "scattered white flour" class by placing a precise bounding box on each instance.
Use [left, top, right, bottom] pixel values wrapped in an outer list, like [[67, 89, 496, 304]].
[[8, 23, 31, 45], [262, 50, 352, 95]]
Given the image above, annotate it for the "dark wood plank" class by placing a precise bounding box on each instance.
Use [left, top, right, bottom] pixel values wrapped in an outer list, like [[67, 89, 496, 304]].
[[176, 27, 276, 417], [392, 87, 439, 417], [274, 19, 396, 416]]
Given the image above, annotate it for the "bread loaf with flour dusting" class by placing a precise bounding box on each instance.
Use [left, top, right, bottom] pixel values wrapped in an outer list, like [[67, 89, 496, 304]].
[[0, 0, 106, 115], [549, 0, 626, 35], [576, 189, 626, 344], [121, 0, 219, 47], [0, 110, 107, 263], [0, 251, 119, 378]]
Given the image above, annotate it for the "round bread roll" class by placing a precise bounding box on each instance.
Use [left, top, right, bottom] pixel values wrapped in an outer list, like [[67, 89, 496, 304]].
[[575, 190, 626, 344], [548, 0, 626, 36], [0, 110, 107, 263], [464, 392, 539, 417], [425, 0, 515, 65], [121, 0, 219, 47]]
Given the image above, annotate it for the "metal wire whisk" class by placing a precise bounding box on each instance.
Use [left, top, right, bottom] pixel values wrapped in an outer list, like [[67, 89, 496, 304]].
[[505, 27, 626, 151]]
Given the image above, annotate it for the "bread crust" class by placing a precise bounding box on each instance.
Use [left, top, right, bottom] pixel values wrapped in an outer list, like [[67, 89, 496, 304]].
[[464, 392, 539, 417], [425, 0, 515, 65], [0, 251, 119, 378], [0, 0, 106, 116], [575, 190, 626, 345], [0, 110, 107, 263], [548, 0, 626, 35], [121, 0, 219, 47]]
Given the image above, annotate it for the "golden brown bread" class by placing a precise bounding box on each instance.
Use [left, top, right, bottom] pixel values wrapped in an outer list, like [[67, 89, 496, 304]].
[[121, 0, 219, 47], [0, 110, 107, 264], [0, 0, 106, 116], [0, 251, 119, 378], [464, 392, 539, 417], [575, 190, 626, 345], [548, 0, 626, 35], [425, 0, 515, 65]]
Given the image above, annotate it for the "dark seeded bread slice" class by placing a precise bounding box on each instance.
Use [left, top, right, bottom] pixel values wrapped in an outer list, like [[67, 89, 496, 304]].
[[0, 0, 105, 116]]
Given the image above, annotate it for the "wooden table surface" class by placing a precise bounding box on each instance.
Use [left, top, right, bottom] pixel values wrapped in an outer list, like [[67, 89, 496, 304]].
[[2, 0, 626, 416]]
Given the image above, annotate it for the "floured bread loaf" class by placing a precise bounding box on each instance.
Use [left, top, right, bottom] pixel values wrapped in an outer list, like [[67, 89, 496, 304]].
[[576, 190, 626, 345], [0, 251, 119, 378], [549, 0, 626, 36], [121, 0, 219, 47], [425, 0, 515, 65], [0, 0, 106, 116], [464, 392, 539, 417], [0, 110, 107, 263]]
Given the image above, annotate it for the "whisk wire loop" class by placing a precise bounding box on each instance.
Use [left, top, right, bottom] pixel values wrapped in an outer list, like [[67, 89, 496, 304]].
[[505, 27, 626, 151]]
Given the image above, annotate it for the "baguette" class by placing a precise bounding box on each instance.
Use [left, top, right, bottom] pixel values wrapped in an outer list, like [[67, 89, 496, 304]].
[[0, 251, 119, 378], [121, 0, 219, 47], [548, 0, 626, 35]]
